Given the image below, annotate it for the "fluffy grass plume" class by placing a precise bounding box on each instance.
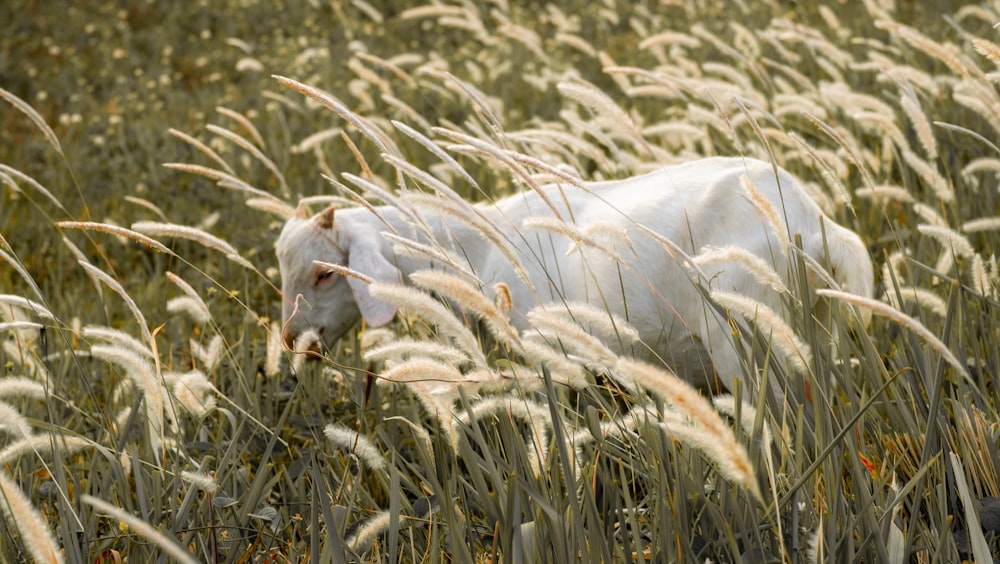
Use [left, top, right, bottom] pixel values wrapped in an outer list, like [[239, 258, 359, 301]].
[[408, 269, 521, 350], [0, 470, 64, 564], [694, 245, 789, 293], [130, 221, 255, 270], [90, 344, 166, 455], [324, 424, 388, 471], [368, 282, 486, 366], [711, 289, 813, 374], [179, 470, 219, 494], [56, 221, 172, 254], [612, 358, 761, 499]]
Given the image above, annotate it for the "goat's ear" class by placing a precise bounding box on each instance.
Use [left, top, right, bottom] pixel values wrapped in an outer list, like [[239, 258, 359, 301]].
[[346, 236, 400, 327], [294, 201, 309, 219], [316, 205, 336, 230]]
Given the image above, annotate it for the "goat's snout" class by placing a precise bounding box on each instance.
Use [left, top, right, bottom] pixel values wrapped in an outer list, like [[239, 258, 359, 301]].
[[282, 324, 324, 357]]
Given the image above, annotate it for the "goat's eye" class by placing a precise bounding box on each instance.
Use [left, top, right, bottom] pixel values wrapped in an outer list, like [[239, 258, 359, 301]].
[[315, 270, 334, 285]]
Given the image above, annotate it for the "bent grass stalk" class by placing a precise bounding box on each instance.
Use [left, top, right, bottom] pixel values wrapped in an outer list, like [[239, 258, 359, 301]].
[[83, 495, 199, 564], [816, 289, 969, 378], [368, 283, 487, 367], [77, 261, 152, 343]]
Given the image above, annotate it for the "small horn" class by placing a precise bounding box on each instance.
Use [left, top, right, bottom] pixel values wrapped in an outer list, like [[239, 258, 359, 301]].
[[316, 205, 336, 230]]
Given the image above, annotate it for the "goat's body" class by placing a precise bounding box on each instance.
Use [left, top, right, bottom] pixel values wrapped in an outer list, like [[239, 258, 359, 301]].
[[278, 157, 873, 392]]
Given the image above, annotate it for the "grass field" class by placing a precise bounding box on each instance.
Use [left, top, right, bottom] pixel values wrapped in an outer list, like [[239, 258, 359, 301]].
[[2, 0, 1000, 561]]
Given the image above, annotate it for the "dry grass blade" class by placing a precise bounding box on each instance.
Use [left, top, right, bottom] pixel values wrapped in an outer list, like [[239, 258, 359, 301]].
[[313, 261, 372, 284], [272, 74, 401, 157], [179, 470, 219, 494], [527, 308, 618, 369], [0, 321, 43, 333], [378, 357, 464, 388], [166, 128, 235, 174], [391, 120, 479, 187], [90, 343, 166, 454], [324, 424, 388, 471], [0, 377, 46, 403], [935, 116, 1000, 156], [0, 248, 46, 303], [694, 246, 789, 293], [0, 402, 33, 439], [0, 86, 62, 155], [0, 435, 91, 465], [431, 126, 564, 221], [441, 71, 506, 132], [216, 105, 266, 147], [962, 217, 1000, 233], [740, 175, 790, 246], [292, 127, 343, 153], [165, 272, 210, 313], [381, 231, 480, 282], [557, 78, 648, 155], [459, 397, 552, 475], [161, 163, 275, 199], [83, 495, 199, 564], [364, 338, 469, 365], [884, 286, 948, 317], [349, 510, 393, 554], [380, 152, 477, 213], [900, 94, 937, 159], [949, 453, 993, 563], [0, 165, 66, 211], [917, 224, 975, 258], [399, 192, 530, 284], [205, 124, 288, 195], [245, 197, 298, 219], [557, 301, 640, 345], [522, 216, 623, 262], [82, 325, 155, 360]]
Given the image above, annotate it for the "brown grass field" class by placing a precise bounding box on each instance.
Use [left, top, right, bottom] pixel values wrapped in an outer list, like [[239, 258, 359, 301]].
[[2, 0, 1000, 561]]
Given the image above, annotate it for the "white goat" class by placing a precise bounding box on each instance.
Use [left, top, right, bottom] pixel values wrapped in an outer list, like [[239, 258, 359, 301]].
[[276, 156, 873, 392]]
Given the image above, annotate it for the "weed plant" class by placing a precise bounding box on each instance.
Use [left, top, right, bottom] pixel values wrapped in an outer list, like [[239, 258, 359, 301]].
[[2, 0, 1000, 561]]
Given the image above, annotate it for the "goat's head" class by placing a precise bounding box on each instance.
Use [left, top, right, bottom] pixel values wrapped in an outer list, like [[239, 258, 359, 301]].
[[276, 205, 400, 353]]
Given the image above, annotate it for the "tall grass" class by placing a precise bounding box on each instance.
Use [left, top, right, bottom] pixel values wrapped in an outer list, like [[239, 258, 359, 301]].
[[2, 0, 999, 561]]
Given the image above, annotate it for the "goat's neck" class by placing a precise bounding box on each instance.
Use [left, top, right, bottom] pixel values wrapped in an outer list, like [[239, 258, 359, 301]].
[[352, 204, 488, 278]]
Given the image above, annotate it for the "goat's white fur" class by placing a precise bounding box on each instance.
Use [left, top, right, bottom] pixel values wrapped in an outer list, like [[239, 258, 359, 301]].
[[277, 157, 874, 392]]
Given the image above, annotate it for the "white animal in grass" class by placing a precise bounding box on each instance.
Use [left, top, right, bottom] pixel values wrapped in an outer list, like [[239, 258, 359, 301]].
[[276, 156, 873, 392]]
